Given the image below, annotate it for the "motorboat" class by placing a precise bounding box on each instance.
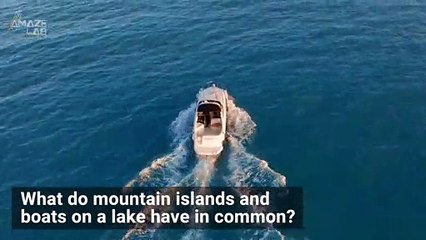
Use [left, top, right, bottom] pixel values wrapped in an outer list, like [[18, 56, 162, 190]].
[[192, 84, 228, 158]]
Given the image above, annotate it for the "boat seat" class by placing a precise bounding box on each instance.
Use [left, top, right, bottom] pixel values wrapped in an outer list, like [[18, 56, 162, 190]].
[[211, 118, 221, 128], [197, 116, 204, 123]]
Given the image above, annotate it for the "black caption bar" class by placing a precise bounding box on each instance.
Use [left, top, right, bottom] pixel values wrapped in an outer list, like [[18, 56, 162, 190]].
[[12, 187, 303, 230]]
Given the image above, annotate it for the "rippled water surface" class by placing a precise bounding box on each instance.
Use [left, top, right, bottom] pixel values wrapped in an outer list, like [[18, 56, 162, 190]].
[[1, 1, 425, 240]]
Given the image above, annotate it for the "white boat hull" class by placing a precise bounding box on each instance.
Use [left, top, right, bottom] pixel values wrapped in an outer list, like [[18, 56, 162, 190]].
[[192, 85, 228, 158]]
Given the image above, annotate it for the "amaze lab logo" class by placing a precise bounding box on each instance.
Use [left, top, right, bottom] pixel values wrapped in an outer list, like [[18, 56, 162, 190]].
[[8, 10, 47, 37]]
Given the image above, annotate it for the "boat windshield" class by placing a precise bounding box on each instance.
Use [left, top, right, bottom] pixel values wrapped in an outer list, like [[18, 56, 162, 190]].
[[197, 103, 221, 113]]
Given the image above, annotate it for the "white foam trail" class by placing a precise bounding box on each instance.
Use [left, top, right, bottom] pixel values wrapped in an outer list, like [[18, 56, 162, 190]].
[[225, 98, 286, 187], [193, 160, 216, 187], [123, 97, 217, 240], [226, 137, 286, 187], [124, 103, 196, 189], [225, 97, 287, 239], [122, 102, 197, 240], [170, 103, 196, 146], [124, 160, 215, 240], [240, 229, 285, 240], [124, 142, 189, 188], [178, 160, 216, 240], [180, 229, 205, 240], [260, 229, 286, 240], [171, 160, 214, 187], [226, 98, 257, 143]]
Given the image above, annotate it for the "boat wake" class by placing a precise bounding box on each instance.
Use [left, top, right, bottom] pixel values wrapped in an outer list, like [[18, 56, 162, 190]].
[[223, 98, 286, 240], [225, 98, 286, 188], [124, 103, 196, 189], [122, 90, 286, 240]]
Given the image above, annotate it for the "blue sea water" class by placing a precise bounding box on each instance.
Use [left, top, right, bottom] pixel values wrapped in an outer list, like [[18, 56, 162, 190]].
[[1, 0, 426, 239]]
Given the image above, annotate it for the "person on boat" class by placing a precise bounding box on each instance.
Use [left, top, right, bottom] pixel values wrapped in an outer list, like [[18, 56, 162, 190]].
[[204, 111, 211, 127]]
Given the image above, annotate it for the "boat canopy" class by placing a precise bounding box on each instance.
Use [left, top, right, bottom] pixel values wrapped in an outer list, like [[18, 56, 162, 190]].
[[197, 102, 221, 112]]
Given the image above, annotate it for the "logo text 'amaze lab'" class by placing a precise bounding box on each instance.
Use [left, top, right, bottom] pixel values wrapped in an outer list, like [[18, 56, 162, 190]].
[[9, 10, 47, 37]]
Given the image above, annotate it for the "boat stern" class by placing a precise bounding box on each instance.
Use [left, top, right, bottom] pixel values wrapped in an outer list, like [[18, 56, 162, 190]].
[[193, 134, 224, 158]]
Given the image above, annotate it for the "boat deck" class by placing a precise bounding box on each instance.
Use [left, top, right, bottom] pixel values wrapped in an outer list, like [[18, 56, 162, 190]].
[[203, 126, 221, 136]]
